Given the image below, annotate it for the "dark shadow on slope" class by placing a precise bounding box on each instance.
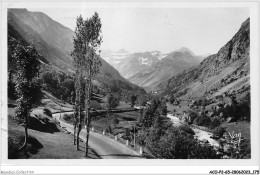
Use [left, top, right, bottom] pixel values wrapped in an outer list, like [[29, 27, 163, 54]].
[[27, 115, 59, 133], [79, 145, 101, 159], [8, 130, 43, 159]]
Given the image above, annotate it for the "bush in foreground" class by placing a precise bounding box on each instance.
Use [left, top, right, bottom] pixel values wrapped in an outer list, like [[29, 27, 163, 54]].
[[147, 127, 218, 159]]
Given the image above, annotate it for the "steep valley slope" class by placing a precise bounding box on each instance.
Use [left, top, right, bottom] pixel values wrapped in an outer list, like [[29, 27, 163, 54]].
[[161, 18, 250, 101], [8, 8, 145, 94]]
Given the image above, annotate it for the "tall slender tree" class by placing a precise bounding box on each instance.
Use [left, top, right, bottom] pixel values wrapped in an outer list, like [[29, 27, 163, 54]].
[[71, 13, 102, 156], [72, 15, 83, 149], [74, 72, 85, 150], [12, 43, 41, 153], [83, 12, 102, 156]]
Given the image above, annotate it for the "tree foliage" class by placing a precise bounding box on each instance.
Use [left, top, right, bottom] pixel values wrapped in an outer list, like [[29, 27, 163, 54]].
[[71, 12, 102, 156], [135, 97, 218, 159], [130, 95, 137, 107], [193, 114, 212, 127], [137, 94, 151, 106], [210, 117, 221, 129], [177, 124, 195, 135], [138, 98, 168, 129], [106, 93, 120, 111], [40, 69, 75, 102], [212, 126, 226, 138], [147, 127, 218, 159], [12, 43, 41, 151], [105, 93, 120, 133]]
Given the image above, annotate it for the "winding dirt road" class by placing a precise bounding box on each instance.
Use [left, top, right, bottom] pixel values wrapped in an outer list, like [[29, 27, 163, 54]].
[[53, 112, 143, 159]]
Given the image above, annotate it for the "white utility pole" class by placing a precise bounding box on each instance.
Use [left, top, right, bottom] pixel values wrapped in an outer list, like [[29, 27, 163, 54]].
[[134, 124, 136, 148], [60, 95, 62, 119]]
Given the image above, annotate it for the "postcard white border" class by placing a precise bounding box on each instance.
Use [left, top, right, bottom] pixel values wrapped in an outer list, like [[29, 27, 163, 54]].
[[1, 0, 259, 174]]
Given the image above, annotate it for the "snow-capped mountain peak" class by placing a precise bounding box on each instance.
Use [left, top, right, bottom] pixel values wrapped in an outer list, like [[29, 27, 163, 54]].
[[137, 57, 151, 66]]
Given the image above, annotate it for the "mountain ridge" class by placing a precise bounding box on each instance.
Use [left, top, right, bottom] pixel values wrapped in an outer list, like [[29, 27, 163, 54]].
[[127, 49, 203, 91], [161, 18, 250, 100], [102, 47, 203, 91], [8, 8, 145, 94]]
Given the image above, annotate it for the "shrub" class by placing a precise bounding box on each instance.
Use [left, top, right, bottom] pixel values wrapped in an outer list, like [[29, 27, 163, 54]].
[[63, 114, 74, 123], [106, 93, 120, 110], [196, 97, 212, 107], [43, 108, 52, 117], [212, 126, 226, 138], [122, 128, 132, 141], [238, 139, 251, 158], [160, 105, 167, 115], [169, 95, 175, 104], [111, 117, 119, 126], [187, 111, 198, 124], [137, 95, 148, 106], [193, 114, 211, 127], [136, 130, 146, 146], [130, 95, 137, 107], [210, 117, 221, 129], [178, 124, 195, 135]]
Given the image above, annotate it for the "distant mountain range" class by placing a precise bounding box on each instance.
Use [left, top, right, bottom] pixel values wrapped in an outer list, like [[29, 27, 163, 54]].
[[100, 49, 132, 69], [116, 51, 161, 79], [161, 18, 250, 100], [102, 47, 204, 91], [8, 8, 248, 100], [8, 9, 145, 94]]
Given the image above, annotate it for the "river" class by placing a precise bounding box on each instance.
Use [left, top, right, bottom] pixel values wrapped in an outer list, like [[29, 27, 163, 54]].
[[166, 113, 220, 147]]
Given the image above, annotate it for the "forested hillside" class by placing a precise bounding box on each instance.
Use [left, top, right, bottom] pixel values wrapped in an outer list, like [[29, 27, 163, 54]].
[[8, 9, 145, 101]]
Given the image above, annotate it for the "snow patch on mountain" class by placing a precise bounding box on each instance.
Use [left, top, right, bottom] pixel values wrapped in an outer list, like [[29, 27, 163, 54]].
[[150, 51, 160, 57], [158, 53, 168, 60], [137, 57, 151, 66]]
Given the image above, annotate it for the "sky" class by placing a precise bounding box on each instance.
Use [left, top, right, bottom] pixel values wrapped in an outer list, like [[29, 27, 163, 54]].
[[28, 7, 249, 55]]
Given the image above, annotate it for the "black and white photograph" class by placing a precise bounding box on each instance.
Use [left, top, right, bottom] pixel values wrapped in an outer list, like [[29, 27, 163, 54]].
[[1, 1, 259, 174]]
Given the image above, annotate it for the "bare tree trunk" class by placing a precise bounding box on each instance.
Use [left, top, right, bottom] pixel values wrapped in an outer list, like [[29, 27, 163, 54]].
[[73, 102, 79, 146], [76, 124, 81, 150], [19, 114, 28, 155], [75, 69, 85, 151], [85, 77, 92, 157], [73, 90, 77, 145], [73, 101, 77, 145], [76, 90, 81, 150], [106, 109, 112, 134], [73, 120, 77, 145], [85, 117, 91, 156]]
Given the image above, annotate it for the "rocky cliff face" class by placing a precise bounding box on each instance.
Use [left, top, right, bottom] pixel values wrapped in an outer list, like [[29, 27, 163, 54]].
[[161, 18, 250, 100]]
